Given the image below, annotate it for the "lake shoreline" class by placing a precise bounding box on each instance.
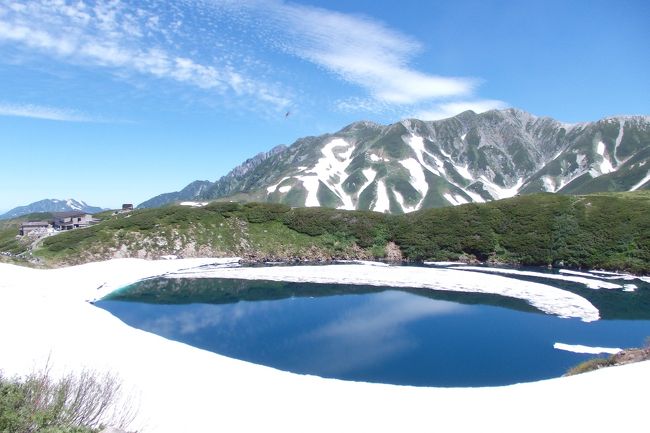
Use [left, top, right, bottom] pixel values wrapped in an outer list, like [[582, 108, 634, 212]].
[[1, 258, 649, 432]]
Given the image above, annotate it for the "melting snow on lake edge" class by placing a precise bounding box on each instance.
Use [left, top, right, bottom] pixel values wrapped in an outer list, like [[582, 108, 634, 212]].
[[452, 266, 623, 289], [554, 343, 622, 355], [1, 258, 649, 433], [172, 264, 600, 322]]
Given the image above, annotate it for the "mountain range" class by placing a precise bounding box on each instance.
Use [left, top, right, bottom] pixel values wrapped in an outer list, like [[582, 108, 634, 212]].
[[0, 199, 104, 220], [138, 109, 650, 213]]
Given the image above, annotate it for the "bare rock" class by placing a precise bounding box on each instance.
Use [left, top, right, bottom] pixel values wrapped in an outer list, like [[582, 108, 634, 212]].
[[385, 241, 403, 262]]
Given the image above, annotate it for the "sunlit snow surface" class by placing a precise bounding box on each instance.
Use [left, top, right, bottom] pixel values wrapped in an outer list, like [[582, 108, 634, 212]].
[[453, 266, 622, 290], [374, 180, 391, 212], [307, 138, 356, 210], [553, 343, 622, 355], [1, 258, 649, 433], [630, 171, 650, 191]]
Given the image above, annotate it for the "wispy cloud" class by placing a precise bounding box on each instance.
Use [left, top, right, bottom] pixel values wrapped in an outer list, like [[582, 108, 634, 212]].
[[0, 0, 292, 112], [412, 99, 509, 120], [0, 0, 502, 119], [213, 0, 476, 105], [206, 0, 502, 117], [0, 102, 93, 122], [301, 292, 466, 374], [266, 1, 475, 104]]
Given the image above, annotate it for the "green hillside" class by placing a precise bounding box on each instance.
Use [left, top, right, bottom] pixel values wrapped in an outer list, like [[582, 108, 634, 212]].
[[3, 192, 647, 273], [0, 212, 53, 264]]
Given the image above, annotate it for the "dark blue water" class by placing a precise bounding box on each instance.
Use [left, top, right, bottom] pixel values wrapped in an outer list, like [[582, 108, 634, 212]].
[[97, 273, 650, 387]]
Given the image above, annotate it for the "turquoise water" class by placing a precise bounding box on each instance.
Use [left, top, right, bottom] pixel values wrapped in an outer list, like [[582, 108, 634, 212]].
[[97, 270, 650, 387]]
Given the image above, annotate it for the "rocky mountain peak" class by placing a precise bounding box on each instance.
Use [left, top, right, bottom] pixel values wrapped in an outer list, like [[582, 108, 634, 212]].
[[138, 108, 650, 213]]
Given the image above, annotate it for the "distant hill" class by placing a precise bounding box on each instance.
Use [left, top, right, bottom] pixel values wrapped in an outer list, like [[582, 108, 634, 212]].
[[30, 191, 650, 274], [0, 199, 105, 220], [138, 108, 650, 212]]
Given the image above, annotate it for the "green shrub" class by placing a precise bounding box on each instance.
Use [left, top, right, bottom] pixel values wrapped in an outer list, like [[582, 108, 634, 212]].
[[242, 202, 291, 223], [204, 201, 241, 215], [0, 366, 136, 433], [32, 191, 650, 272], [565, 357, 614, 376]]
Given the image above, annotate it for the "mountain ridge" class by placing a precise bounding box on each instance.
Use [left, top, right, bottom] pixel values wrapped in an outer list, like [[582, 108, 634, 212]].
[[138, 108, 650, 212], [0, 199, 105, 220]]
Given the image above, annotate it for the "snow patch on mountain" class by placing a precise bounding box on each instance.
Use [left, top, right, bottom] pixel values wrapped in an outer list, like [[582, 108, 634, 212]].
[[630, 171, 650, 191], [405, 135, 440, 176], [479, 177, 523, 200], [63, 199, 89, 211], [403, 135, 482, 204], [369, 153, 389, 162], [614, 120, 625, 164], [600, 157, 615, 175], [399, 158, 428, 209], [138, 109, 650, 213], [359, 168, 377, 197], [595, 141, 615, 175], [0, 198, 105, 220], [542, 176, 555, 192], [374, 180, 390, 213], [267, 177, 291, 193], [307, 138, 355, 210], [443, 193, 469, 206], [438, 146, 451, 159], [431, 154, 446, 173], [454, 164, 474, 181], [299, 175, 320, 207], [464, 190, 485, 203], [394, 190, 416, 213]]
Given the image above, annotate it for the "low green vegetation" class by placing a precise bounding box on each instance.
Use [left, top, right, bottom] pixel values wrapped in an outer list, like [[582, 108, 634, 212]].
[[0, 366, 135, 433], [0, 213, 54, 263], [565, 342, 650, 376], [565, 357, 614, 376], [395, 191, 650, 273], [15, 191, 649, 273]]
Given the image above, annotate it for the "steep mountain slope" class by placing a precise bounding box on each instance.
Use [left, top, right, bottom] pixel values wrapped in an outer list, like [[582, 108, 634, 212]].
[[138, 145, 287, 209], [0, 199, 104, 220], [520, 116, 650, 195], [138, 181, 212, 209], [139, 109, 650, 213]]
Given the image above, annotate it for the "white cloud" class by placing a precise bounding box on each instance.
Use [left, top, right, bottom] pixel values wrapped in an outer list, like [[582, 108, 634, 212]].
[[0, 102, 93, 122], [411, 99, 509, 120], [301, 292, 466, 374], [0, 0, 501, 117], [205, 0, 500, 115], [220, 0, 475, 105], [0, 0, 292, 112]]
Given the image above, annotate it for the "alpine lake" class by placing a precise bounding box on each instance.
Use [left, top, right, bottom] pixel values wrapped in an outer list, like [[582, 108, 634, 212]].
[[96, 265, 650, 387]]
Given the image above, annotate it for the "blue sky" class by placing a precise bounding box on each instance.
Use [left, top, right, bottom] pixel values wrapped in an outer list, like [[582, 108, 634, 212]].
[[0, 0, 648, 211]]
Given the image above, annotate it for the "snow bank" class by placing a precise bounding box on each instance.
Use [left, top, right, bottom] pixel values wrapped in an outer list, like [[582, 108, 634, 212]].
[[171, 264, 600, 321], [179, 201, 208, 207], [554, 343, 622, 355], [1, 259, 648, 433], [422, 261, 466, 266], [454, 266, 622, 290]]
